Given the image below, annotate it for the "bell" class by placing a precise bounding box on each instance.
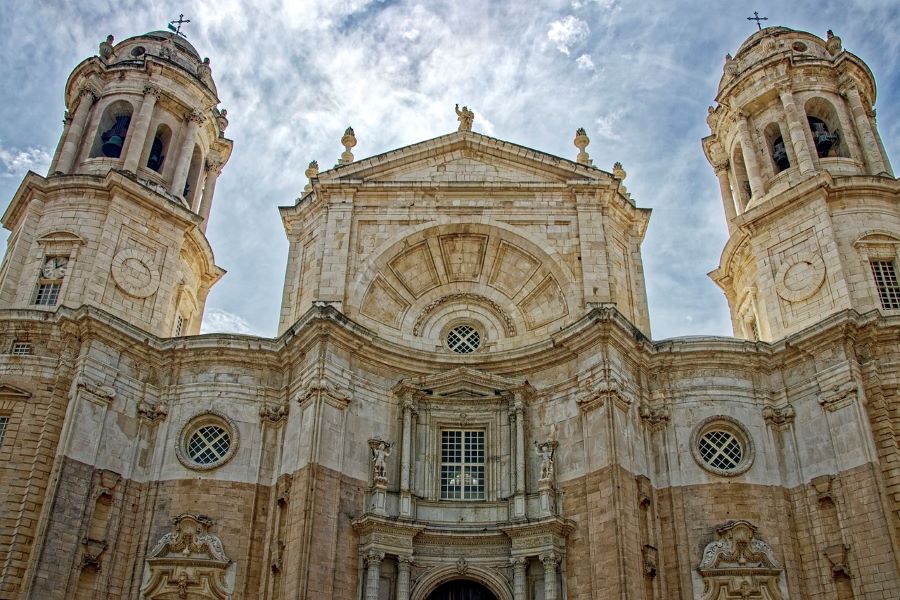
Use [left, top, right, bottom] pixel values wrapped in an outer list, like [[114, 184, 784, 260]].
[[808, 118, 837, 158], [772, 137, 789, 171], [147, 137, 164, 171], [101, 135, 123, 158]]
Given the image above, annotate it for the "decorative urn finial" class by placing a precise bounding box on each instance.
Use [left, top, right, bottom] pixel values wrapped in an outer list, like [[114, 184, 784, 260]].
[[574, 128, 591, 165], [724, 53, 738, 77], [339, 127, 357, 164], [304, 160, 319, 192], [826, 30, 842, 56], [612, 161, 626, 180]]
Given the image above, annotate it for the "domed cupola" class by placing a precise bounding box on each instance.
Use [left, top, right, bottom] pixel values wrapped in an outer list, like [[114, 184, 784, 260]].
[[706, 27, 899, 343]]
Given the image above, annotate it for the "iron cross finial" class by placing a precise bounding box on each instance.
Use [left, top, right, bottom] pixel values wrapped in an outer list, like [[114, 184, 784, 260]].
[[168, 13, 191, 38], [747, 11, 768, 31]]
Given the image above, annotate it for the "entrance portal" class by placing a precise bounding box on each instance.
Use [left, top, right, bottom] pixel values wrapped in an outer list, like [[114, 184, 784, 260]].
[[426, 580, 497, 600]]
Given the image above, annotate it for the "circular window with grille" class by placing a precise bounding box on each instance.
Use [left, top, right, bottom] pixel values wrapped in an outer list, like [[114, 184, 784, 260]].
[[176, 411, 239, 471], [690, 416, 754, 477], [446, 324, 481, 354]]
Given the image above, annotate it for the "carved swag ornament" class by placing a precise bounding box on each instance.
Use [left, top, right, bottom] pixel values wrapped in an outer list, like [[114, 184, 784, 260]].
[[142, 514, 232, 600], [697, 520, 784, 600]]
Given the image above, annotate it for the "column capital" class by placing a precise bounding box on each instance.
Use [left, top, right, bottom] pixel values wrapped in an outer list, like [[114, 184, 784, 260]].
[[510, 556, 527, 567], [364, 550, 385, 567], [77, 87, 98, 102], [713, 160, 730, 174], [205, 159, 223, 174], [540, 551, 560, 569], [143, 84, 162, 99], [187, 110, 207, 125], [397, 554, 413, 566]]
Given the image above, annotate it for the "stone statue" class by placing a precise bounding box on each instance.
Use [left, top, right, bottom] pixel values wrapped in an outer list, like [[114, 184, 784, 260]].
[[455, 104, 474, 132], [197, 57, 213, 87], [216, 109, 228, 135], [724, 53, 738, 77], [535, 441, 556, 480], [99, 35, 115, 60], [370, 439, 392, 481]]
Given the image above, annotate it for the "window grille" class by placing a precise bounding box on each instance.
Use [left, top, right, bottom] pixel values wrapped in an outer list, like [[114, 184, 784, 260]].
[[11, 342, 32, 356], [174, 315, 184, 337], [440, 430, 485, 500], [34, 282, 61, 306], [0, 417, 8, 447], [698, 430, 743, 471], [870, 260, 900, 310], [447, 325, 480, 354], [187, 425, 231, 465]]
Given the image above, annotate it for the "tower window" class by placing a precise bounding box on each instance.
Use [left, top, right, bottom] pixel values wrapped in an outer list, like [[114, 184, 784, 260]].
[[11, 342, 32, 356], [0, 416, 8, 447], [174, 314, 185, 337], [147, 124, 171, 172], [34, 256, 68, 306], [440, 430, 485, 500], [807, 116, 838, 158], [870, 260, 900, 310], [772, 136, 789, 172], [90, 100, 134, 159]]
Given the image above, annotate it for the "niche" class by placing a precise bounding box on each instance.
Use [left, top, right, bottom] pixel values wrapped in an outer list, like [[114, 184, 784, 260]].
[[147, 124, 172, 172]]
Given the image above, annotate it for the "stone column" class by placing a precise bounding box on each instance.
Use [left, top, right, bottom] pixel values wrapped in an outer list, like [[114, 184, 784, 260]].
[[399, 396, 413, 517], [48, 111, 72, 174], [777, 85, 816, 174], [735, 115, 764, 198], [122, 85, 160, 173], [364, 551, 384, 600], [541, 552, 560, 600], [55, 89, 96, 174], [198, 160, 221, 232], [842, 85, 888, 175], [513, 400, 526, 518], [511, 557, 527, 600], [396, 555, 412, 600], [169, 110, 204, 198], [714, 163, 738, 233]]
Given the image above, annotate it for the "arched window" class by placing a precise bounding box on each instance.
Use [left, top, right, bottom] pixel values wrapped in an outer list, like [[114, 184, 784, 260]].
[[764, 123, 790, 172], [804, 97, 848, 158], [183, 145, 203, 206], [89, 100, 133, 158], [146, 124, 172, 172], [731, 144, 751, 209]]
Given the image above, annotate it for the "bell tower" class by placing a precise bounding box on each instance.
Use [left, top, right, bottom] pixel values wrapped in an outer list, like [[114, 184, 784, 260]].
[[705, 27, 898, 341], [0, 31, 231, 337]]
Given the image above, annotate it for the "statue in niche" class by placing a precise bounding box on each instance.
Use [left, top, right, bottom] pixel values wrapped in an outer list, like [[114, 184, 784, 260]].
[[369, 439, 392, 482], [535, 440, 558, 481], [455, 104, 474, 131]]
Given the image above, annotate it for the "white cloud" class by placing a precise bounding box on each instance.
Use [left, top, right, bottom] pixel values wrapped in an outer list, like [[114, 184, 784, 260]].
[[594, 111, 623, 140], [201, 308, 256, 335], [0, 144, 50, 178], [547, 15, 589, 55], [575, 53, 595, 70], [572, 0, 617, 8]]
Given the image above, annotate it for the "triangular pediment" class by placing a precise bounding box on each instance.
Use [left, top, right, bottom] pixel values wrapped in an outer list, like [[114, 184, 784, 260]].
[[0, 384, 31, 400], [393, 366, 534, 399], [317, 131, 611, 185]]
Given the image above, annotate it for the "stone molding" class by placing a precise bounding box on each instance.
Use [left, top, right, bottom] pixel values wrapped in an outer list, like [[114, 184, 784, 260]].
[[819, 381, 857, 412], [762, 403, 795, 429], [137, 399, 168, 424], [412, 292, 516, 337], [697, 520, 783, 600], [76, 377, 116, 406], [297, 377, 352, 409], [259, 401, 289, 425], [639, 402, 670, 430]]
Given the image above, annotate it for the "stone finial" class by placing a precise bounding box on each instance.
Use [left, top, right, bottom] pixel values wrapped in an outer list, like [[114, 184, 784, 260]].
[[304, 160, 319, 192], [339, 127, 356, 164], [99, 35, 115, 60], [197, 57, 213, 86], [826, 30, 842, 56], [455, 104, 474, 132], [574, 128, 591, 165], [215, 109, 228, 135], [724, 53, 738, 77], [612, 161, 626, 180]]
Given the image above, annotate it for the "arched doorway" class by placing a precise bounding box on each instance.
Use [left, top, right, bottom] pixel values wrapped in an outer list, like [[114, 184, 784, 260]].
[[426, 580, 497, 600]]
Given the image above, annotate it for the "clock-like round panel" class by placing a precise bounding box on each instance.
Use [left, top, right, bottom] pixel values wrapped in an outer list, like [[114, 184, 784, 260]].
[[110, 249, 160, 298]]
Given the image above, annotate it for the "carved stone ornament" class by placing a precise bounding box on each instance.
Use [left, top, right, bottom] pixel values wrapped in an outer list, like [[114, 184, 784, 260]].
[[455, 104, 474, 132], [577, 369, 633, 412], [298, 377, 352, 409], [455, 557, 469, 574], [413, 292, 516, 336], [773, 252, 826, 303], [639, 402, 670, 429], [259, 401, 289, 425], [137, 399, 169, 424], [819, 381, 857, 412], [574, 128, 591, 165], [535, 440, 558, 482], [110, 249, 160, 298], [697, 520, 783, 600], [369, 439, 392, 485], [142, 514, 232, 600], [77, 378, 116, 406], [762, 404, 795, 429]]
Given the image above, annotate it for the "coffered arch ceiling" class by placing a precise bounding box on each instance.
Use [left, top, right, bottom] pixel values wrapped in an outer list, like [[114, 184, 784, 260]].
[[347, 221, 581, 347]]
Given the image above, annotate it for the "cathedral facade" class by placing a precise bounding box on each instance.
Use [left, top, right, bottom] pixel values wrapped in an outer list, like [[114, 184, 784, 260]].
[[0, 25, 898, 600]]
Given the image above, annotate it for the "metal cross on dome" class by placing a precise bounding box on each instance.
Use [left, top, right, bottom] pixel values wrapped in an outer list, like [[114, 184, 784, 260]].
[[168, 13, 191, 38], [747, 11, 768, 31]]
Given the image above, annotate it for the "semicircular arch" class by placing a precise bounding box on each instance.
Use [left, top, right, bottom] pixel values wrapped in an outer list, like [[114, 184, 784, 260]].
[[411, 566, 513, 600]]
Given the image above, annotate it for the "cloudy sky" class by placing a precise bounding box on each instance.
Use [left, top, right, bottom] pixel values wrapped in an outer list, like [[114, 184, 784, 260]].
[[0, 0, 898, 340]]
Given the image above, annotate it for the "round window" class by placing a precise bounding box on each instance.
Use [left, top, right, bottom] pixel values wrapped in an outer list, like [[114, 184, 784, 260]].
[[447, 324, 481, 354], [176, 411, 239, 470], [690, 416, 754, 477]]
